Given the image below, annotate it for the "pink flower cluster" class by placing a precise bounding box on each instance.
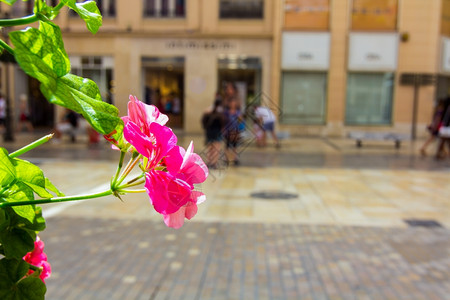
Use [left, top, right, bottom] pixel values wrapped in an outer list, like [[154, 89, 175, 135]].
[[23, 236, 51, 283], [121, 96, 208, 228]]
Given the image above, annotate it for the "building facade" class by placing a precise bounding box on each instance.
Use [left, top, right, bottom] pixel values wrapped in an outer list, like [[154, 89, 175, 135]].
[[1, 0, 450, 137]]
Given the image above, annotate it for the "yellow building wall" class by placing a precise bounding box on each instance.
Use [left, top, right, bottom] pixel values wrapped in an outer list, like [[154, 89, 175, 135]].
[[325, 0, 349, 136], [394, 0, 441, 135], [4, 0, 445, 137]]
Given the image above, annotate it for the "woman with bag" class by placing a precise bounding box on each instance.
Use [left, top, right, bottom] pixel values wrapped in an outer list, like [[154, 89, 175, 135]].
[[223, 97, 243, 166], [420, 99, 445, 156]]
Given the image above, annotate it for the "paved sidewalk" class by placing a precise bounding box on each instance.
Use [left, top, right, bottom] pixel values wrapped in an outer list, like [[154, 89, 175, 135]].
[[43, 218, 449, 300], [1, 131, 450, 299]]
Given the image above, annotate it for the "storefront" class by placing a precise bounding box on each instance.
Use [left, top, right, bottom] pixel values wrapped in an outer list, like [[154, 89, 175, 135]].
[[346, 33, 398, 125], [108, 37, 272, 133], [280, 32, 330, 125]]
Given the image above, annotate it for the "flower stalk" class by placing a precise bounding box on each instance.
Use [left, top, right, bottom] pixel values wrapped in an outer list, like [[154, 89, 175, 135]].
[[0, 189, 113, 208], [9, 134, 54, 158]]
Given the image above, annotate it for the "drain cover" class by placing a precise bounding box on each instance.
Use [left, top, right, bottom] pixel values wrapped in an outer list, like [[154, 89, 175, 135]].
[[250, 191, 298, 200], [404, 219, 443, 228]]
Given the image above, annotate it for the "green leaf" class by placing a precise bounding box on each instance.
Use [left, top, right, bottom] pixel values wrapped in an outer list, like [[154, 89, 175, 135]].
[[5, 183, 35, 224], [41, 73, 120, 134], [0, 258, 46, 300], [9, 22, 70, 90], [0, 148, 16, 188], [0, 226, 35, 259], [13, 159, 53, 199], [0, 206, 44, 260], [0, 258, 28, 284], [31, 207, 46, 233], [0, 209, 6, 232], [0, 206, 44, 259], [16, 277, 46, 300], [0, 0, 17, 5], [63, 0, 102, 34], [45, 178, 65, 197], [10, 21, 119, 135], [34, 0, 59, 21]]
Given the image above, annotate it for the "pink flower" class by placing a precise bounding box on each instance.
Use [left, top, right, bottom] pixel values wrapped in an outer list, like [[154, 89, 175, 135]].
[[146, 142, 208, 228], [105, 95, 168, 150], [23, 236, 51, 283], [124, 121, 177, 170], [123, 95, 168, 136], [120, 96, 209, 228]]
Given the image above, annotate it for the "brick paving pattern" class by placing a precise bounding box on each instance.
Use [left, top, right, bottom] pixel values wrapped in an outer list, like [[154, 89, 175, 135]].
[[43, 217, 450, 300]]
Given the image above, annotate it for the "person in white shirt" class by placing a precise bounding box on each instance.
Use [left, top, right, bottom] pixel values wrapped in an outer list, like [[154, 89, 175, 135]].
[[254, 104, 279, 148]]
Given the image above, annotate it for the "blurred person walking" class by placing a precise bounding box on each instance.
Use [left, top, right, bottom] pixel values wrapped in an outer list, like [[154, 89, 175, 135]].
[[223, 97, 243, 166], [201, 98, 226, 169], [17, 94, 33, 132], [436, 100, 450, 159], [54, 109, 79, 143], [0, 93, 5, 133], [420, 99, 445, 156], [254, 104, 279, 148], [223, 82, 240, 110]]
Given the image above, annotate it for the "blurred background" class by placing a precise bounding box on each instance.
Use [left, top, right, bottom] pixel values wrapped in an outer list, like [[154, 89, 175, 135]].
[[0, 1, 449, 299], [0, 0, 449, 137]]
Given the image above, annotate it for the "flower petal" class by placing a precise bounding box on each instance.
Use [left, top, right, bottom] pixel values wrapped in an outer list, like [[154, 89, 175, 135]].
[[163, 206, 186, 229], [184, 201, 198, 220], [145, 171, 192, 215], [179, 142, 209, 184], [164, 146, 184, 174], [123, 122, 155, 158]]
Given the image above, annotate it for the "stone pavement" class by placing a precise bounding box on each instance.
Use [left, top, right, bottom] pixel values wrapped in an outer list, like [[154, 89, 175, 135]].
[[1, 131, 450, 299]]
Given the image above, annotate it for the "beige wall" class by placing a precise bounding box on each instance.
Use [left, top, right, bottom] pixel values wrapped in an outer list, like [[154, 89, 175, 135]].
[[274, 0, 443, 137], [3, 0, 446, 137], [394, 0, 441, 134], [64, 35, 272, 133]]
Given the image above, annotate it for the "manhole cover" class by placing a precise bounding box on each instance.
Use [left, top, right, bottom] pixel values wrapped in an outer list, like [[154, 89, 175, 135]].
[[404, 219, 443, 228], [250, 191, 298, 200]]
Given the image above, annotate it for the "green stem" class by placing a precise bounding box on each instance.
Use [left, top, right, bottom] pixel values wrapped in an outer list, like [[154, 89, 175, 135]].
[[118, 178, 145, 191], [125, 173, 145, 185], [0, 189, 113, 208], [0, 39, 14, 55], [9, 134, 54, 158], [54, 2, 65, 11], [117, 155, 141, 186], [111, 151, 126, 187], [117, 189, 146, 194], [0, 15, 38, 27]]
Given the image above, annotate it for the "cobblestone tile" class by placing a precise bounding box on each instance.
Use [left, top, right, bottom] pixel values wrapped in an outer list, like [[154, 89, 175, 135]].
[[41, 218, 450, 300]]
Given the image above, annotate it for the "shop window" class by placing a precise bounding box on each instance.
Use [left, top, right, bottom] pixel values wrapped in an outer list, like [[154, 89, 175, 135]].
[[70, 0, 116, 18], [345, 73, 394, 125], [280, 72, 327, 125], [352, 0, 397, 31], [219, 0, 264, 19], [144, 0, 185, 18], [218, 56, 262, 109], [284, 0, 329, 30]]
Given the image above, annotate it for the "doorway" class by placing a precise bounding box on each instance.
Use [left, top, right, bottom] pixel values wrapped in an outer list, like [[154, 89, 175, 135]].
[[217, 56, 262, 108], [142, 57, 185, 129]]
